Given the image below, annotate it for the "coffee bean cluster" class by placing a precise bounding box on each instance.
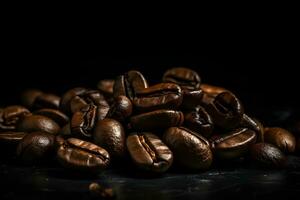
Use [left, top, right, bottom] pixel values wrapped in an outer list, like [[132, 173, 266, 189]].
[[1, 67, 299, 173]]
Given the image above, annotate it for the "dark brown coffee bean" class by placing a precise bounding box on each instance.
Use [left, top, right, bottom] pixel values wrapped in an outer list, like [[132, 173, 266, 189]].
[[264, 127, 296, 153], [130, 110, 184, 131], [17, 115, 60, 134], [163, 127, 212, 170], [93, 119, 125, 159], [56, 138, 110, 172], [201, 84, 229, 106], [33, 93, 60, 109], [133, 83, 183, 112], [0, 131, 27, 146], [184, 106, 213, 138], [113, 70, 148, 100], [16, 131, 55, 163], [20, 89, 43, 108], [206, 92, 244, 129], [71, 104, 97, 138], [97, 79, 114, 97], [240, 115, 264, 142], [0, 105, 30, 131], [162, 67, 201, 90], [89, 182, 115, 199], [211, 128, 257, 160], [250, 143, 286, 168], [34, 109, 69, 126], [180, 89, 204, 110], [60, 87, 88, 114], [106, 96, 132, 122], [127, 132, 173, 172]]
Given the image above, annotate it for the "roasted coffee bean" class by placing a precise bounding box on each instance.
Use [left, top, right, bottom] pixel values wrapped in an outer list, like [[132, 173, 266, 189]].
[[206, 92, 244, 129], [17, 115, 60, 134], [20, 89, 43, 108], [201, 84, 229, 106], [250, 143, 286, 168], [133, 83, 183, 112], [60, 87, 88, 114], [34, 109, 69, 126], [106, 96, 132, 122], [162, 67, 201, 90], [240, 115, 264, 142], [184, 106, 213, 138], [113, 70, 148, 100], [71, 104, 97, 138], [89, 182, 115, 199], [163, 127, 212, 170], [211, 128, 257, 160], [93, 119, 126, 159], [264, 127, 296, 153], [180, 89, 203, 110], [0, 105, 30, 131], [56, 138, 110, 172], [127, 132, 173, 172], [33, 93, 61, 109], [0, 131, 26, 146], [130, 110, 184, 131], [97, 79, 114, 97], [17, 131, 55, 163]]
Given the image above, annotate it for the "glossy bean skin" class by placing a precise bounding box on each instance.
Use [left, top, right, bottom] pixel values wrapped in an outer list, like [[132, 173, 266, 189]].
[[34, 108, 69, 126], [0, 105, 30, 131], [17, 115, 60, 134], [106, 95, 132, 122]]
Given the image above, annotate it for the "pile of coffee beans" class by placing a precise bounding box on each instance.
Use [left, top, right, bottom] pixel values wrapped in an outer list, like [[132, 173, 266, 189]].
[[1, 67, 300, 174]]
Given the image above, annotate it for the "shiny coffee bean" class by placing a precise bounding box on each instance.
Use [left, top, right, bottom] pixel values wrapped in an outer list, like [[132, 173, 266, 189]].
[[97, 79, 114, 97], [0, 105, 30, 131], [17, 115, 60, 134], [130, 109, 184, 131], [57, 138, 110, 172], [201, 84, 229, 106], [17, 131, 55, 163], [33, 93, 60, 109], [113, 70, 148, 100], [93, 118, 126, 159], [106, 95, 132, 122], [264, 127, 296, 153], [211, 128, 257, 160], [206, 92, 244, 129], [71, 104, 97, 138], [34, 109, 69, 126], [0, 131, 26, 146], [240, 115, 264, 142], [180, 89, 203, 110], [127, 132, 173, 172], [250, 143, 286, 168], [133, 83, 183, 112], [163, 127, 212, 170], [20, 89, 43, 108], [60, 87, 88, 114], [162, 67, 201, 90], [184, 106, 214, 138]]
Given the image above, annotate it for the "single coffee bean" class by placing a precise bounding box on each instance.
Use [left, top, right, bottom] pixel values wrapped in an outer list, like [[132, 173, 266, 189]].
[[33, 93, 61, 109], [240, 115, 264, 142], [264, 127, 296, 153], [71, 104, 97, 138], [97, 79, 114, 97], [17, 115, 60, 134], [0, 105, 30, 131], [60, 87, 88, 114], [127, 132, 173, 172], [130, 109, 184, 131], [56, 138, 110, 172], [206, 92, 244, 129], [180, 89, 203, 110], [201, 84, 229, 106], [184, 106, 214, 138], [113, 70, 148, 100], [34, 109, 69, 126], [89, 182, 115, 199], [163, 127, 212, 170], [210, 128, 257, 160], [0, 131, 27, 146], [162, 67, 201, 90], [133, 83, 183, 112], [20, 89, 43, 108], [16, 131, 55, 163], [93, 118, 126, 160], [250, 143, 286, 168], [106, 96, 132, 122]]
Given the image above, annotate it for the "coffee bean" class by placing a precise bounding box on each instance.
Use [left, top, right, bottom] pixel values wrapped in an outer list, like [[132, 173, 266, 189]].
[[250, 143, 286, 168], [106, 95, 132, 122], [163, 127, 212, 170], [184, 106, 214, 138], [127, 132, 173, 172], [130, 109, 184, 131], [133, 83, 183, 112], [210, 128, 257, 160], [34, 109, 69, 126], [17, 131, 55, 163], [264, 127, 296, 153], [60, 87, 88, 114], [0, 131, 26, 146], [93, 119, 126, 160], [97, 79, 114, 97], [33, 93, 61, 109], [20, 89, 43, 108], [17, 115, 60, 134], [180, 89, 203, 110], [56, 138, 110, 172], [89, 182, 115, 199], [0, 105, 30, 131], [240, 115, 264, 141]]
